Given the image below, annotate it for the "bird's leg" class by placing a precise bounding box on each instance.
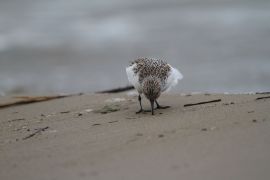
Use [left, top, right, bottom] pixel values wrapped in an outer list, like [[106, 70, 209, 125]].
[[150, 100, 155, 115], [136, 95, 143, 114], [155, 100, 170, 109], [136, 95, 152, 114]]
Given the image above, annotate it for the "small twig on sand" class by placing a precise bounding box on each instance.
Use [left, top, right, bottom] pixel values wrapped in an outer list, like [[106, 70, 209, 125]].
[[22, 126, 49, 140], [256, 92, 270, 95], [0, 94, 83, 109], [184, 99, 221, 107], [97, 85, 134, 93], [256, 96, 270, 100], [8, 118, 25, 122]]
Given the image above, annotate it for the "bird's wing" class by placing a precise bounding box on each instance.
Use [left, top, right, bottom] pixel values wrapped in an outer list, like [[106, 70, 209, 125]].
[[126, 64, 141, 93], [163, 65, 183, 92]]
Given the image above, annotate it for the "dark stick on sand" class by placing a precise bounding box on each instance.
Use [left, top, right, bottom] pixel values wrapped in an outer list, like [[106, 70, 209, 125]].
[[256, 96, 270, 100], [256, 92, 270, 95], [22, 126, 49, 140], [184, 99, 222, 107], [8, 118, 25, 122], [97, 85, 134, 93], [0, 94, 83, 109]]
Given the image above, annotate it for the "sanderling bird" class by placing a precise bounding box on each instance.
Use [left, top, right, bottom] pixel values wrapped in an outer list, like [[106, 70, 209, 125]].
[[126, 58, 183, 115]]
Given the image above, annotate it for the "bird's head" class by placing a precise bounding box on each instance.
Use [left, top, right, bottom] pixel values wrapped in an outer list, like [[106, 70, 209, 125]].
[[142, 76, 161, 102]]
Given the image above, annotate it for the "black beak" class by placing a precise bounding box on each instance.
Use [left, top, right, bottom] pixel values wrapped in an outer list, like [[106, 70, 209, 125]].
[[150, 100, 154, 115]]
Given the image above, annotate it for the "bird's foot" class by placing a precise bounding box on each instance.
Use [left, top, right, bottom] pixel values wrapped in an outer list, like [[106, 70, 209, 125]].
[[136, 109, 143, 114], [136, 109, 152, 114], [156, 105, 171, 109]]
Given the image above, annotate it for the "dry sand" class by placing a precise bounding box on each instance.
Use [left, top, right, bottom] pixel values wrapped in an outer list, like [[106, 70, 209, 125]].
[[0, 92, 270, 180]]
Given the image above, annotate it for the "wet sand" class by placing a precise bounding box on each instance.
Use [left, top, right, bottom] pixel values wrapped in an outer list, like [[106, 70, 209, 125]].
[[0, 92, 270, 180]]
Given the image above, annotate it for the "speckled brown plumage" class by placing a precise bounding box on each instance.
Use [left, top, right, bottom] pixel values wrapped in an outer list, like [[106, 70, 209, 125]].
[[130, 58, 171, 86]]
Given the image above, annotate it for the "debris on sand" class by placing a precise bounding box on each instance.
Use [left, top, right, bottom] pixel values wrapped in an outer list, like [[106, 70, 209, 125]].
[[201, 128, 208, 131], [108, 120, 118, 124], [0, 94, 82, 109], [97, 86, 134, 93], [158, 134, 165, 138], [94, 105, 120, 114], [60, 111, 70, 114], [77, 109, 93, 117], [184, 99, 221, 107], [256, 96, 270, 100], [8, 118, 25, 122], [105, 98, 126, 103], [22, 126, 49, 140], [92, 123, 101, 126]]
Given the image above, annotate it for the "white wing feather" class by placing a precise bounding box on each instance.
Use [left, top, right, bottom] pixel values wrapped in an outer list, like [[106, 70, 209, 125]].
[[126, 64, 142, 93], [163, 65, 183, 92]]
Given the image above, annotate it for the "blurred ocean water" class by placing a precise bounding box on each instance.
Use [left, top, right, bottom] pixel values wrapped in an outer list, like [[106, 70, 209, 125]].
[[0, 0, 270, 95]]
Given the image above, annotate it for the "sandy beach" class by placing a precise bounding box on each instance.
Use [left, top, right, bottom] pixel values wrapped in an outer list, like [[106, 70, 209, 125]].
[[0, 92, 270, 180]]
